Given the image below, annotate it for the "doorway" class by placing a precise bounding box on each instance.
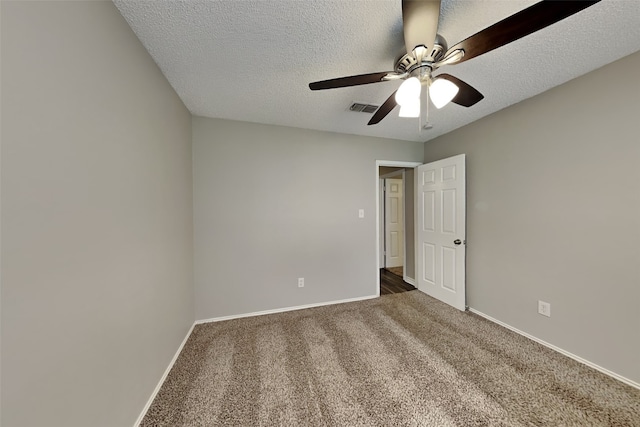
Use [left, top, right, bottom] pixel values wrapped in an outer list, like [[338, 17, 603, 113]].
[[375, 160, 422, 296]]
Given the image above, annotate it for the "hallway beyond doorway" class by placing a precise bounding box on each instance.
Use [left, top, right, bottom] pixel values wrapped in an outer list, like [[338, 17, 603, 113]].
[[380, 268, 416, 295]]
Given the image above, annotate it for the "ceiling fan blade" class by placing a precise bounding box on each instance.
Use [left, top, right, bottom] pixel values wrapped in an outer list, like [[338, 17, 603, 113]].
[[368, 91, 398, 125], [309, 72, 395, 90], [402, 0, 441, 57], [443, 0, 601, 65], [435, 74, 484, 107]]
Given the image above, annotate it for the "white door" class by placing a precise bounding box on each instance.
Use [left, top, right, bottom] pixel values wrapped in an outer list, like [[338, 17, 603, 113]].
[[385, 178, 404, 268], [416, 154, 466, 310]]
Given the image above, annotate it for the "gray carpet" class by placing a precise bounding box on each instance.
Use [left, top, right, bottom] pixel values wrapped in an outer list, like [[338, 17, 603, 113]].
[[141, 291, 640, 426]]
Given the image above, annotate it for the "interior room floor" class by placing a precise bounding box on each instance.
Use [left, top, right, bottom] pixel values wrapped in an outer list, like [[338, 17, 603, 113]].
[[380, 268, 416, 295], [140, 291, 640, 426]]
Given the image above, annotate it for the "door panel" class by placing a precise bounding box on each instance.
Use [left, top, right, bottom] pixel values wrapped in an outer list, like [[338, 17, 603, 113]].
[[422, 243, 435, 284], [442, 246, 456, 291], [442, 189, 457, 233], [385, 178, 404, 268], [416, 154, 466, 310], [423, 191, 435, 231]]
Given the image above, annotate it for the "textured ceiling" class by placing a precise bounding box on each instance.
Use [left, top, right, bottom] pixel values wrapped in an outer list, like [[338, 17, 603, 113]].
[[113, 1, 640, 142]]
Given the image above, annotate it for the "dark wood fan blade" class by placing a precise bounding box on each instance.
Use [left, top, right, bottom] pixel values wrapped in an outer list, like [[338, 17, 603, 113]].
[[368, 91, 398, 125], [309, 72, 393, 90], [402, 0, 441, 56], [444, 0, 601, 65], [436, 74, 484, 107]]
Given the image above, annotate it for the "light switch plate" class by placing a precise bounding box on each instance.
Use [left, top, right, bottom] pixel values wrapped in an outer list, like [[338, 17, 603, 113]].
[[538, 300, 551, 317]]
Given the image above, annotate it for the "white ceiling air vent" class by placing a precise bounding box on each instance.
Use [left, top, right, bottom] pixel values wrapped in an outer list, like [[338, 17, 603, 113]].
[[349, 102, 379, 114]]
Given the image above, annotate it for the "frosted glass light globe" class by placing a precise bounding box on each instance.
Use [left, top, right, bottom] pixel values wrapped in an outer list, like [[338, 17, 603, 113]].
[[395, 77, 421, 106], [429, 78, 459, 109]]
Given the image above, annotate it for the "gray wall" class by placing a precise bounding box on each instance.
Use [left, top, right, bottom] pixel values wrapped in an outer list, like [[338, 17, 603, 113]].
[[193, 117, 423, 320], [423, 51, 640, 383], [1, 2, 194, 426]]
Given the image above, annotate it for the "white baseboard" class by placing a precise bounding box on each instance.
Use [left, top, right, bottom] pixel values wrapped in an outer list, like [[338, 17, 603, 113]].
[[133, 322, 195, 427], [196, 294, 379, 325], [468, 308, 639, 390], [403, 276, 416, 286]]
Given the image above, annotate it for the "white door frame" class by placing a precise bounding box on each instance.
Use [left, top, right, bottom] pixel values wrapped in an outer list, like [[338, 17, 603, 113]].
[[375, 160, 422, 296]]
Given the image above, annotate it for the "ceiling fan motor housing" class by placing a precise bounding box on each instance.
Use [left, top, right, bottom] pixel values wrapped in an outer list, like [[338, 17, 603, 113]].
[[395, 34, 448, 76]]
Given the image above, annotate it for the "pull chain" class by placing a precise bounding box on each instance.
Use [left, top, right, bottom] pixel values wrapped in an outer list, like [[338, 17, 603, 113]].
[[425, 81, 430, 127], [419, 68, 431, 133], [420, 79, 430, 132]]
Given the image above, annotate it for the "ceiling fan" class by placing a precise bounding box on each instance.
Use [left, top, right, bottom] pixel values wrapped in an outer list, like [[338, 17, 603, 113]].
[[309, 0, 601, 125]]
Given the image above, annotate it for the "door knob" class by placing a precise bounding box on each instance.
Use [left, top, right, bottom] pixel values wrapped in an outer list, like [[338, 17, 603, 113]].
[[454, 239, 462, 245]]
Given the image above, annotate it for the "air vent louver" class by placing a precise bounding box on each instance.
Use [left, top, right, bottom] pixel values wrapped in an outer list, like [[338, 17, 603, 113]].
[[349, 102, 379, 114]]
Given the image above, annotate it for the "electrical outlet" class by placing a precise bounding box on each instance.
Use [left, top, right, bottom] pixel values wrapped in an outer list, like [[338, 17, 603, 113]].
[[538, 300, 551, 317], [298, 278, 304, 288], [358, 209, 365, 218]]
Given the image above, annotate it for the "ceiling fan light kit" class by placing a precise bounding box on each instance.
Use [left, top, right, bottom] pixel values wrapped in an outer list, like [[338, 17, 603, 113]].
[[395, 77, 422, 106], [308, 0, 601, 126], [399, 99, 422, 118], [429, 78, 459, 109]]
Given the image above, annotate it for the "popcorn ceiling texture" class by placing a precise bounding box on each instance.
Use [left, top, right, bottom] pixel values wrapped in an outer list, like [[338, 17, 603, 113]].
[[140, 291, 640, 426], [114, 1, 640, 142]]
